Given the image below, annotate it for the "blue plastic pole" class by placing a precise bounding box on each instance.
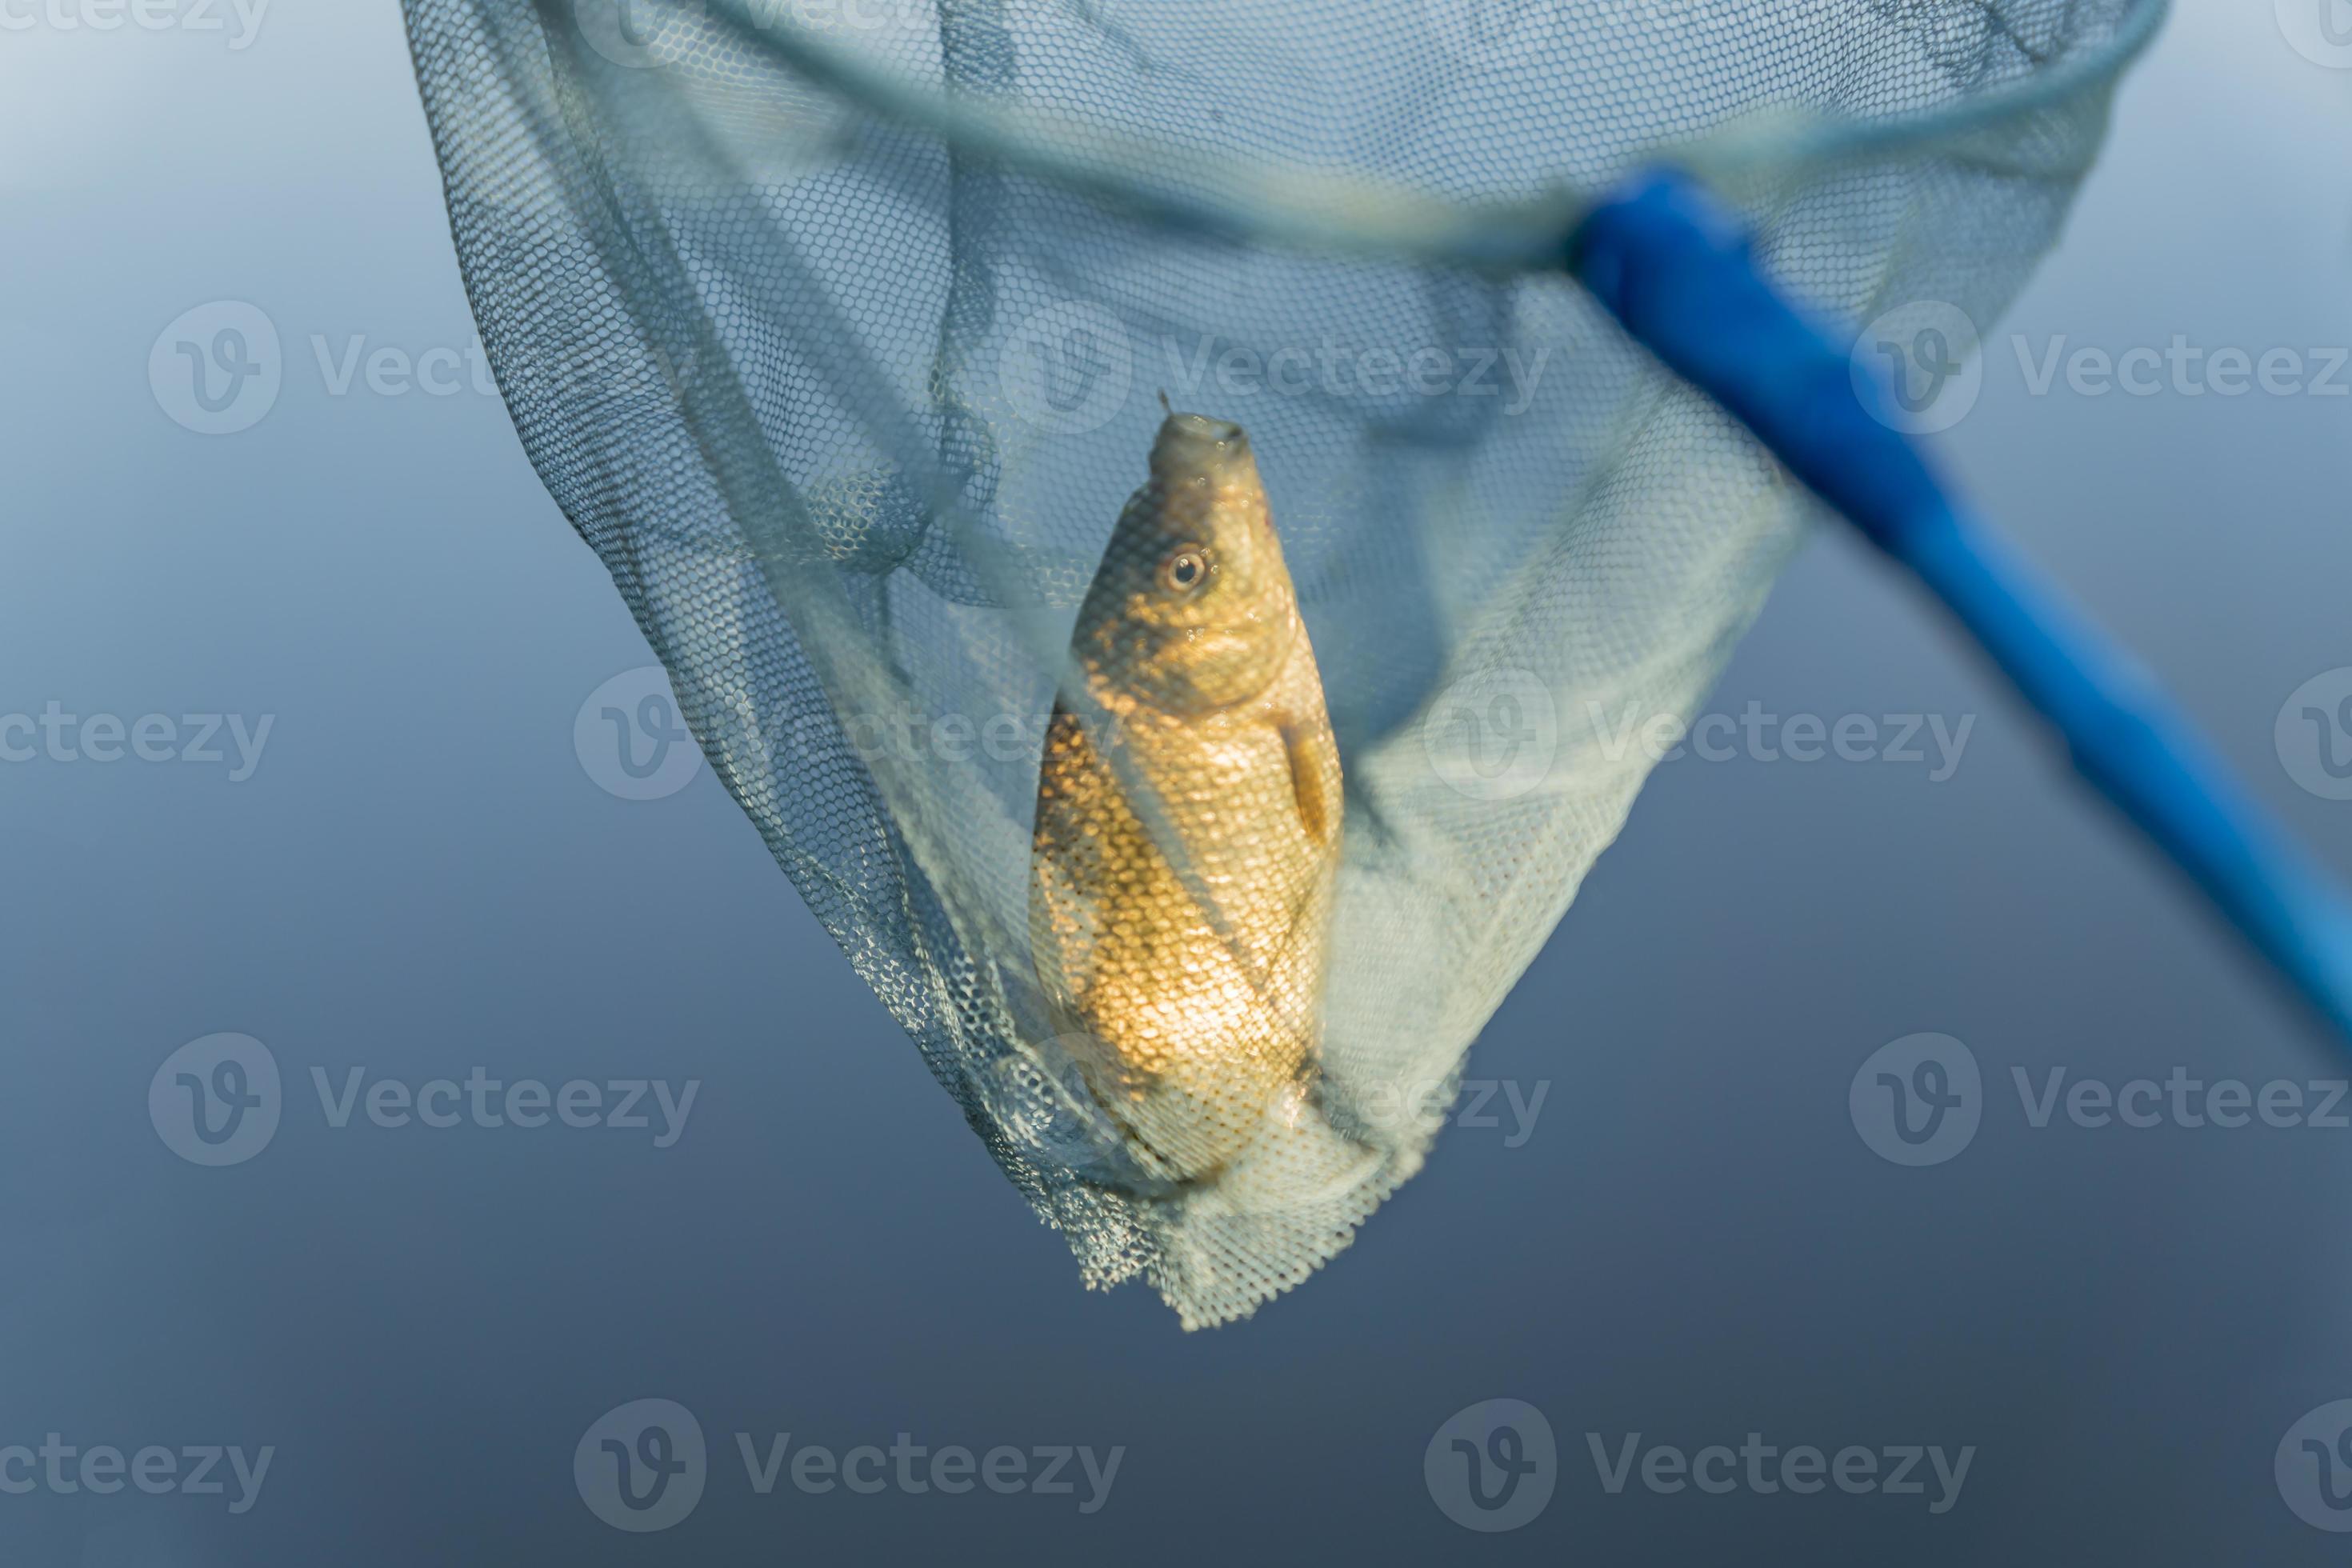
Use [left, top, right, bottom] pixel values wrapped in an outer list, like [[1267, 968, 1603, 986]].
[[1567, 171, 2352, 1045]]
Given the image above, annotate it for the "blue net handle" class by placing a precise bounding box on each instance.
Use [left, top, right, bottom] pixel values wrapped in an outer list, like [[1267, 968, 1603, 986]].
[[1570, 173, 2352, 1047]]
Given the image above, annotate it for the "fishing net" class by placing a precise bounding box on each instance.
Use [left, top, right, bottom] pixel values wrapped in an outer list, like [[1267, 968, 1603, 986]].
[[399, 0, 2161, 1326]]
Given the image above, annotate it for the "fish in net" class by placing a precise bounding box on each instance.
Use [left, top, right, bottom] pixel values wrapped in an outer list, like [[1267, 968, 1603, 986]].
[[397, 0, 2167, 1326]]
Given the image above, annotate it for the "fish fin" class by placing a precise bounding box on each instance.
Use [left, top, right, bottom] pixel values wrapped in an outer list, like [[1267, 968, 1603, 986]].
[[1282, 718, 1342, 850]]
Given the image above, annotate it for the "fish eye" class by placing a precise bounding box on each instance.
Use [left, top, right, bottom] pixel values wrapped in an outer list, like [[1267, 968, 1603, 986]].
[[1158, 546, 1210, 594]]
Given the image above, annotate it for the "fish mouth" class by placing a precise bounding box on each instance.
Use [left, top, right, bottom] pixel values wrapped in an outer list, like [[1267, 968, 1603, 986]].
[[1150, 410, 1252, 483], [1161, 411, 1244, 445]]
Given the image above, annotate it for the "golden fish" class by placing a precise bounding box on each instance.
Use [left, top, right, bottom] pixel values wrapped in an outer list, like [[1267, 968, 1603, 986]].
[[1029, 409, 1344, 1186]]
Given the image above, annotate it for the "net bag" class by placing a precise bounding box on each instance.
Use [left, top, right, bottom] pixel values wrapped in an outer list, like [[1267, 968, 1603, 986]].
[[398, 0, 2160, 1326]]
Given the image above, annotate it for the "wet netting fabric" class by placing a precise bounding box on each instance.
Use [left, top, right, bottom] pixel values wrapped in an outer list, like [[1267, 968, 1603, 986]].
[[400, 0, 2162, 1325]]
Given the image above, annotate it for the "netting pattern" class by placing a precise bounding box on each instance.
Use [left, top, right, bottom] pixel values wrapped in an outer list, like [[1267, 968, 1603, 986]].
[[401, 0, 2152, 1325]]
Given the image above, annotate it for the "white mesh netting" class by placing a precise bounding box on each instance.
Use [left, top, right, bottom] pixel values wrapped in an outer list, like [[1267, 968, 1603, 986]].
[[400, 0, 2159, 1324]]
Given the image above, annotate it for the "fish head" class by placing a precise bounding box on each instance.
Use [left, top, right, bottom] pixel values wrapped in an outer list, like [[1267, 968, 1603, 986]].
[[1071, 410, 1300, 715]]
